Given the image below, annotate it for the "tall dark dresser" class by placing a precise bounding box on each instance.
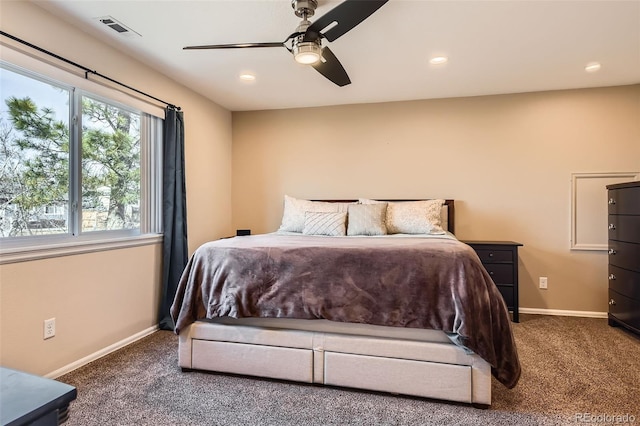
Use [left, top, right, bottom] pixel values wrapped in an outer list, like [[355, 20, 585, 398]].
[[607, 181, 640, 335]]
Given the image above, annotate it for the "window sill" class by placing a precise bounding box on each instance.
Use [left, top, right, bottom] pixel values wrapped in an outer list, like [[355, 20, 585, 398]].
[[0, 234, 163, 265]]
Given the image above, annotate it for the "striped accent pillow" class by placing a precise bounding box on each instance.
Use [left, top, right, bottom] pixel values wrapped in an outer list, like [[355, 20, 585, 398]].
[[279, 195, 351, 233], [303, 212, 347, 236]]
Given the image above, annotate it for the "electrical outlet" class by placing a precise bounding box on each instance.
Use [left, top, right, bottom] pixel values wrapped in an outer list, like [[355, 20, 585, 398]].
[[539, 277, 548, 289], [44, 318, 56, 339]]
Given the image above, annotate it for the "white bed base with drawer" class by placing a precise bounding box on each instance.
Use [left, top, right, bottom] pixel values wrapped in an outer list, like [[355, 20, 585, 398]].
[[178, 318, 492, 406]]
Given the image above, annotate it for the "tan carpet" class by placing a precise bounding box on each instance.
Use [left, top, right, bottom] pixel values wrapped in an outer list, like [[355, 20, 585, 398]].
[[492, 315, 639, 420], [58, 315, 640, 425]]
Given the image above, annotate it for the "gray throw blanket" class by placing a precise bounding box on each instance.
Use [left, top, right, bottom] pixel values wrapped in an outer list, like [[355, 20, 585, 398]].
[[170, 233, 521, 388]]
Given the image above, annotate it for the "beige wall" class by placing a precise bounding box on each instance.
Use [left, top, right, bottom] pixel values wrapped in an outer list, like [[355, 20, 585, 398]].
[[0, 246, 162, 375], [232, 85, 640, 313], [0, 1, 232, 375]]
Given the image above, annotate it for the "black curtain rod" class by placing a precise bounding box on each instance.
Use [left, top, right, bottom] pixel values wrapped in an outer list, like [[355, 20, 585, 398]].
[[1, 30, 181, 111]]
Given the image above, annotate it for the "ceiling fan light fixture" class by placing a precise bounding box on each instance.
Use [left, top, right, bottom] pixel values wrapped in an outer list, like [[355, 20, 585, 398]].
[[183, 0, 389, 87], [293, 41, 322, 65]]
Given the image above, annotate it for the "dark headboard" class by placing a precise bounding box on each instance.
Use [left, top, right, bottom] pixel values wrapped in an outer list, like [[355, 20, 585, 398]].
[[313, 199, 455, 235]]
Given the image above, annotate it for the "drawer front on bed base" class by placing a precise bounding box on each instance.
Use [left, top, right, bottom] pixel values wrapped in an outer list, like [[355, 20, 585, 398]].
[[191, 340, 314, 383], [323, 352, 473, 403]]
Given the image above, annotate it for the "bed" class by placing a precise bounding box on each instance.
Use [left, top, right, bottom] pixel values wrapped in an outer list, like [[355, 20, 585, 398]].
[[170, 198, 521, 407]]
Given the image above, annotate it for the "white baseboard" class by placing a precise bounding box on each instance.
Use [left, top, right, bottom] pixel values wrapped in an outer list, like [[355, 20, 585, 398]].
[[519, 308, 607, 319], [43, 309, 606, 378], [45, 325, 159, 379]]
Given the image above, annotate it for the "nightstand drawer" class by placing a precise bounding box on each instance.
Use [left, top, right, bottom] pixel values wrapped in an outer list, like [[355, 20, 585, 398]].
[[463, 240, 522, 322], [496, 285, 515, 309], [474, 249, 513, 263], [483, 264, 515, 285]]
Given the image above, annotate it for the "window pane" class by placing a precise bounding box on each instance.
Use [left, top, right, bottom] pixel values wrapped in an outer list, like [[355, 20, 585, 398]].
[[0, 67, 70, 238], [81, 97, 140, 232]]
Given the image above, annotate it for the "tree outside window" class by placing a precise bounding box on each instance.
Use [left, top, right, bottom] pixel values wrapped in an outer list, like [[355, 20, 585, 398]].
[[81, 96, 140, 233], [0, 66, 142, 239]]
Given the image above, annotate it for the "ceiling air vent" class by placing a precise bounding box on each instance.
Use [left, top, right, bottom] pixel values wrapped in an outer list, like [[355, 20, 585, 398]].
[[95, 16, 141, 38]]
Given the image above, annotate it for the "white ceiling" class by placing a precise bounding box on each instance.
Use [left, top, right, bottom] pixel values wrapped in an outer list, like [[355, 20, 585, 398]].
[[35, 0, 640, 112]]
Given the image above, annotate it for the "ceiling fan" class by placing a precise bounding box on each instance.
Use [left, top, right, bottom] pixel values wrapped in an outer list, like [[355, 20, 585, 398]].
[[183, 0, 389, 87]]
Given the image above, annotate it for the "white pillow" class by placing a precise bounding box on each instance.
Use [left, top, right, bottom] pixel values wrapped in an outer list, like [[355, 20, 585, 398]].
[[303, 211, 347, 236], [440, 204, 449, 233], [359, 199, 446, 234], [347, 203, 388, 236], [279, 195, 347, 233]]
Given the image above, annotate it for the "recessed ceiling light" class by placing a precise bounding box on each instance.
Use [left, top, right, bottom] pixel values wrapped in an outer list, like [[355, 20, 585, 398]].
[[429, 56, 448, 65], [585, 62, 601, 73], [239, 73, 256, 82]]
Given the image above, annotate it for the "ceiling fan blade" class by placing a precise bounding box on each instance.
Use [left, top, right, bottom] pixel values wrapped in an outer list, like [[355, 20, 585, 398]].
[[312, 47, 351, 87], [304, 0, 388, 43], [184, 42, 284, 50]]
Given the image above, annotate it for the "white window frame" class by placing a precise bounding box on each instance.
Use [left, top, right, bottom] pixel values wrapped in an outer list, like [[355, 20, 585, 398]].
[[0, 52, 163, 265]]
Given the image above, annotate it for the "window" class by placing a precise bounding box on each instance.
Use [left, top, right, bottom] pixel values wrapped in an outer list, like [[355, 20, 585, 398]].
[[0, 67, 71, 237], [0, 61, 162, 259], [81, 96, 142, 233]]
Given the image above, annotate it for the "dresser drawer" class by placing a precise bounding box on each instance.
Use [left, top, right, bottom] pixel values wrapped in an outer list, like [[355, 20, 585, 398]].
[[608, 215, 640, 243], [483, 264, 515, 285], [608, 240, 640, 273], [609, 265, 640, 300], [496, 285, 515, 309], [473, 249, 513, 263], [608, 289, 640, 332], [608, 187, 640, 215]]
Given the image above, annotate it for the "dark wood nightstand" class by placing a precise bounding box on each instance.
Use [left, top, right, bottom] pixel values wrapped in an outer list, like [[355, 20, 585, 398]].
[[463, 240, 523, 323]]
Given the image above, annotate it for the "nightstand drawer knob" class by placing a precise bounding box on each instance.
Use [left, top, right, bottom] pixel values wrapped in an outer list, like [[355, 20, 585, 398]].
[[609, 274, 616, 280], [609, 299, 616, 306], [489, 253, 494, 257], [608, 198, 616, 205], [608, 224, 616, 230], [608, 249, 617, 255], [489, 271, 494, 276]]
